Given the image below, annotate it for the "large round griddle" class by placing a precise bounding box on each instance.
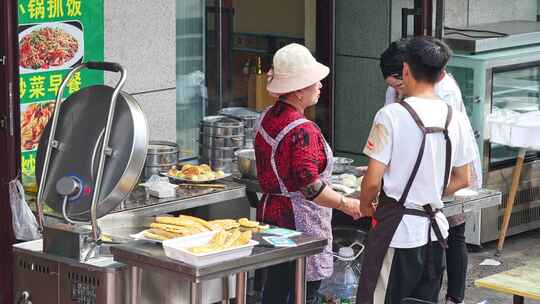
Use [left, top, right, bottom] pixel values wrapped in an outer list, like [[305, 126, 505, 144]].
[[36, 85, 148, 221]]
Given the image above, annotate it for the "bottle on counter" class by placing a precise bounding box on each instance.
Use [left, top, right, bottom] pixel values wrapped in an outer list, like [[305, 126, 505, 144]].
[[256, 56, 263, 74]]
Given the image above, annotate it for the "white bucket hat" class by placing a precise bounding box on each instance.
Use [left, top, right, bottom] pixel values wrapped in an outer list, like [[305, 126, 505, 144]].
[[267, 43, 330, 95]]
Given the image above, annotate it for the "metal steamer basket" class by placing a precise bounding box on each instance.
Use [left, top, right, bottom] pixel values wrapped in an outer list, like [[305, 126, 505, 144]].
[[199, 133, 244, 148], [35, 62, 148, 241], [143, 141, 178, 180], [199, 116, 244, 173], [200, 115, 245, 137], [219, 107, 260, 148]]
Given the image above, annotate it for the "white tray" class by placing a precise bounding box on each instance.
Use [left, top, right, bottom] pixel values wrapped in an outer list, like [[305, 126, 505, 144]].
[[162, 231, 259, 267]]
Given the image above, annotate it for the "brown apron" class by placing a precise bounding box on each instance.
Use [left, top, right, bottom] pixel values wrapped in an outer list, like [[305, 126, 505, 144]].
[[356, 102, 453, 304]]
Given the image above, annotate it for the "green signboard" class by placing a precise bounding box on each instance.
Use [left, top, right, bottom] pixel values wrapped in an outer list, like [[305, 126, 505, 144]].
[[17, 0, 104, 185]]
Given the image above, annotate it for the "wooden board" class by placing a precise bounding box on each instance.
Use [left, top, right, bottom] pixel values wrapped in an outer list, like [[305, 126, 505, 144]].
[[475, 259, 540, 301]]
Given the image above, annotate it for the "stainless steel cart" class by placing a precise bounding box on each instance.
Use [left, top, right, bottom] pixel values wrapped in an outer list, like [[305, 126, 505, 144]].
[[110, 234, 327, 304]]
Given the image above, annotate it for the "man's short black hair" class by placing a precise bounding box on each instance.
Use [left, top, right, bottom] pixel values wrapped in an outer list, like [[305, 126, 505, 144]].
[[404, 36, 452, 84], [380, 38, 409, 79]]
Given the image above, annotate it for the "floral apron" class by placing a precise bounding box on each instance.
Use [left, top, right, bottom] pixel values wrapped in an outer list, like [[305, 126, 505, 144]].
[[255, 107, 334, 281]]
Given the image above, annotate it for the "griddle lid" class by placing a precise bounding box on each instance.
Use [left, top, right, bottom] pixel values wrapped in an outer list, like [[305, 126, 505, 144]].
[[36, 85, 148, 221]]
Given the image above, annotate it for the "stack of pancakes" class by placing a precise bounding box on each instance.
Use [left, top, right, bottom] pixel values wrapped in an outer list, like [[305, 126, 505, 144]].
[[143, 215, 269, 241]]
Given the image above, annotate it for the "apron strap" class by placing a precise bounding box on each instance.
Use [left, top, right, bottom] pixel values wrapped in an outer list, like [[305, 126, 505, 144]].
[[397, 101, 453, 204], [398, 101, 427, 205], [255, 102, 313, 195], [442, 105, 453, 194], [398, 101, 452, 249]]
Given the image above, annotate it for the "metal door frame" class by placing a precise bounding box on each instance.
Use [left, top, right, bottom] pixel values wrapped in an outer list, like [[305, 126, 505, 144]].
[[316, 0, 335, 145], [0, 1, 21, 303]]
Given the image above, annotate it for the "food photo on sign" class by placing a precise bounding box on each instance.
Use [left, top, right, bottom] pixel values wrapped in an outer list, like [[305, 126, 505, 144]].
[[20, 101, 55, 151], [18, 20, 84, 74]]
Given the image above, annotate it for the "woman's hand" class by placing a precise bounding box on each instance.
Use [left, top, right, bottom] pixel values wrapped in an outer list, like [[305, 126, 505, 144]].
[[359, 200, 375, 218], [339, 196, 362, 220]]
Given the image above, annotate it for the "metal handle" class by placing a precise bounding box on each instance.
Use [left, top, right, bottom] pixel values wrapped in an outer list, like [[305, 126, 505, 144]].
[[86, 61, 122, 72], [17, 291, 31, 304], [89, 62, 127, 240], [36, 64, 86, 230]]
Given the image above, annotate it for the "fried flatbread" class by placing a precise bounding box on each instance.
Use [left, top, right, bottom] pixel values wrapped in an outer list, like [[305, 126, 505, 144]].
[[143, 230, 168, 241], [209, 219, 241, 230], [155, 216, 210, 232]]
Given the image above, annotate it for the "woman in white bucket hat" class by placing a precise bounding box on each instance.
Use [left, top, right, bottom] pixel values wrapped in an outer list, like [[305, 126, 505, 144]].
[[254, 43, 362, 304]]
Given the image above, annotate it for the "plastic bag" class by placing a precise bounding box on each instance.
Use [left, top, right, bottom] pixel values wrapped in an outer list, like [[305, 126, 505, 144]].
[[9, 179, 41, 241], [139, 175, 177, 198]]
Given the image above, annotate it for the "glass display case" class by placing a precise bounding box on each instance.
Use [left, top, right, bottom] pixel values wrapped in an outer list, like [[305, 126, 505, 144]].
[[447, 45, 540, 243], [448, 46, 540, 172], [490, 64, 540, 167]]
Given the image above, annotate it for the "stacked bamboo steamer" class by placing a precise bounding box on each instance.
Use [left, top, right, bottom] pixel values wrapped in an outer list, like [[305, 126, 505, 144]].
[[199, 115, 244, 173]]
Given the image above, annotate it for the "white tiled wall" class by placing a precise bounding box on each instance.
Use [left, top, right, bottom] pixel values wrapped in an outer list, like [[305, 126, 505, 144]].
[[133, 89, 176, 142], [467, 0, 537, 25], [444, 0, 468, 28], [104, 0, 176, 142]]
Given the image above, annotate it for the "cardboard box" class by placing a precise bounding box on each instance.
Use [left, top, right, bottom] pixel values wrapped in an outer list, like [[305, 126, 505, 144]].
[[248, 73, 275, 112]]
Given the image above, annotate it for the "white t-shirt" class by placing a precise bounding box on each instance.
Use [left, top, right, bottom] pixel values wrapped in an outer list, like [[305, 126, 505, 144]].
[[363, 97, 476, 248], [384, 73, 482, 189], [385, 73, 464, 110]]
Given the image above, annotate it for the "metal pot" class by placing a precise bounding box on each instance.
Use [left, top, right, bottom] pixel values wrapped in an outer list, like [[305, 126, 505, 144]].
[[201, 124, 245, 137], [200, 145, 238, 160], [200, 157, 236, 173], [200, 116, 245, 137], [235, 149, 257, 178], [142, 141, 178, 180], [219, 107, 260, 129], [199, 133, 244, 148], [244, 128, 256, 140], [333, 157, 354, 174], [243, 139, 254, 149]]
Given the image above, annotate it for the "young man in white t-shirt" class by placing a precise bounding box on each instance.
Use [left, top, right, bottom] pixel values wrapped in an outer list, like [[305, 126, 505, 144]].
[[378, 38, 483, 304], [356, 37, 475, 304]]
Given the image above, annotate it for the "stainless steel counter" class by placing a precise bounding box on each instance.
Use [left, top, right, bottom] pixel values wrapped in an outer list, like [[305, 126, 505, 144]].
[[111, 178, 246, 216], [31, 178, 246, 225], [94, 179, 246, 232], [235, 175, 502, 217], [15, 179, 253, 304], [442, 189, 502, 217], [111, 233, 327, 304]]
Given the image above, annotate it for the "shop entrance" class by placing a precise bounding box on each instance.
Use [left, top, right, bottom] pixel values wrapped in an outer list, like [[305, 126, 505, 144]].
[[206, 0, 334, 139], [175, 0, 334, 160]]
